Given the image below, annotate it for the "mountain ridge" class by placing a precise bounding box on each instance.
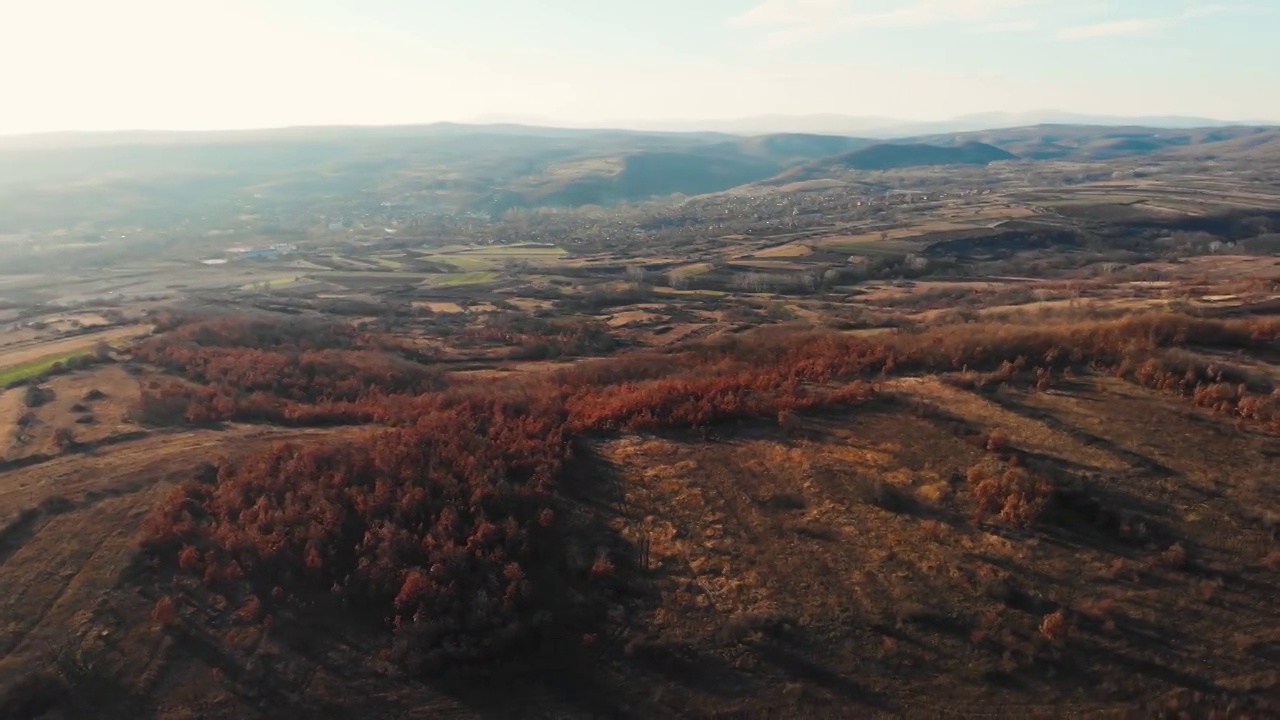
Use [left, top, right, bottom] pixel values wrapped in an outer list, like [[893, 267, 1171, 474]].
[[596, 111, 1277, 137], [4, 111, 1277, 149], [1, 123, 1277, 226]]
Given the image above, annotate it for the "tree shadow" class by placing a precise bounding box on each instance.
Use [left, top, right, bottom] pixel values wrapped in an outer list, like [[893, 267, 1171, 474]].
[[749, 633, 894, 712], [982, 391, 1178, 479]]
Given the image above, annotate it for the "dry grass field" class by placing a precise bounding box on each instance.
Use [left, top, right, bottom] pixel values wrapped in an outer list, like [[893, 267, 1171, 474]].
[[0, 300, 1275, 719]]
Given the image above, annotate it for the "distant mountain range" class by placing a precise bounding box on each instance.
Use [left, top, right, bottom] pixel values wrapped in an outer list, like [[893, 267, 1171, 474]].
[[615, 111, 1277, 138], [4, 112, 1276, 152], [2, 120, 1278, 231]]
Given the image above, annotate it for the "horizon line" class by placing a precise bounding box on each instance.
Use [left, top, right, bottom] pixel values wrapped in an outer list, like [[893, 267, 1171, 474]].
[[2, 112, 1278, 141]]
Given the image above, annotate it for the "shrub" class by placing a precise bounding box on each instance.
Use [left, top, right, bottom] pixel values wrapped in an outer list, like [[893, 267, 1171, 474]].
[[1039, 610, 1068, 641], [234, 595, 263, 625], [1157, 542, 1189, 571], [968, 465, 1053, 527], [985, 428, 1011, 453], [23, 385, 53, 408], [151, 596, 179, 627], [590, 554, 616, 579], [52, 428, 76, 450]]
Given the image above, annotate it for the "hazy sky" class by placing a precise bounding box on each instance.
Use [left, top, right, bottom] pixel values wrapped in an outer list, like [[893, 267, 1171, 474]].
[[1, 0, 1277, 134]]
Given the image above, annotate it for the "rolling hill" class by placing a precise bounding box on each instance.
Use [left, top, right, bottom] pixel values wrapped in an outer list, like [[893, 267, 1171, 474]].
[[762, 141, 1017, 185], [828, 141, 1016, 170], [912, 124, 1280, 161], [729, 133, 875, 162], [1162, 128, 1280, 161], [1, 122, 1278, 228], [496, 134, 873, 209], [503, 150, 785, 209], [620, 111, 1267, 137]]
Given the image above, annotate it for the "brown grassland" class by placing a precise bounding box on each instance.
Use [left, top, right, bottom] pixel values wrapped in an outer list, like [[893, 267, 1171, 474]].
[[0, 302, 1276, 719]]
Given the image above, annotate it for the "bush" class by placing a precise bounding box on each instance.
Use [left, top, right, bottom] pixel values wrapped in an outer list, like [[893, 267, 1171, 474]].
[[985, 428, 1012, 453], [1039, 610, 1068, 641], [52, 428, 76, 450], [1156, 542, 1189, 570], [23, 385, 53, 408], [150, 596, 179, 627], [968, 465, 1053, 527]]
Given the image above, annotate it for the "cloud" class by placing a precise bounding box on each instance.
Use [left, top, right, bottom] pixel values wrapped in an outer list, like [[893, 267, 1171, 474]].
[[731, 0, 1036, 46], [1057, 5, 1226, 40]]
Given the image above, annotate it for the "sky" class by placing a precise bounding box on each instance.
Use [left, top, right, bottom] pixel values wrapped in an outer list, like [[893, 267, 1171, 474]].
[[1, 0, 1277, 134]]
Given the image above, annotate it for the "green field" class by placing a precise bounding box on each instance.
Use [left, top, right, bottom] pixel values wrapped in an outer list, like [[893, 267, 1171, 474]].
[[238, 276, 301, 290], [460, 244, 566, 256], [325, 255, 384, 270], [823, 241, 915, 257], [670, 262, 714, 276], [420, 254, 493, 270], [423, 271, 501, 287], [0, 351, 90, 386], [320, 271, 434, 280], [412, 245, 567, 272]]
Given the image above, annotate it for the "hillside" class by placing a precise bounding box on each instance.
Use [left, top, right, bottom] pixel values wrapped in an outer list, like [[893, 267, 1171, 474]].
[[913, 124, 1280, 161], [762, 141, 1016, 184], [730, 133, 874, 163], [625, 111, 1258, 137], [1163, 129, 1280, 161], [831, 142, 1016, 170], [498, 135, 874, 209], [507, 150, 785, 209], [2, 122, 1279, 231], [2, 309, 1278, 718]]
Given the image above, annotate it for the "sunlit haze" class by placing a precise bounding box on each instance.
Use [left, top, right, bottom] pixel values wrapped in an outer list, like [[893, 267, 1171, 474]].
[[2, 0, 1278, 134]]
